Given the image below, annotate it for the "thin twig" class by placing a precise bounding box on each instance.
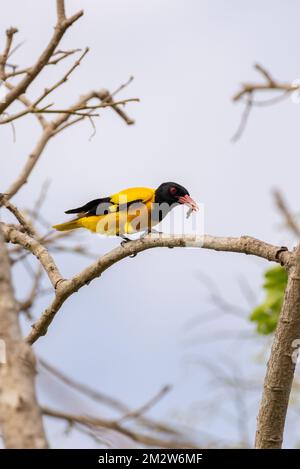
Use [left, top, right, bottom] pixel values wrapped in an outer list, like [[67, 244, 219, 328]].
[[117, 385, 171, 424], [273, 189, 300, 238], [42, 406, 196, 449], [0, 194, 36, 236]]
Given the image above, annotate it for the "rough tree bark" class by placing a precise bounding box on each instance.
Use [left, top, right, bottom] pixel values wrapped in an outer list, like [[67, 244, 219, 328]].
[[0, 226, 48, 448], [255, 245, 300, 448]]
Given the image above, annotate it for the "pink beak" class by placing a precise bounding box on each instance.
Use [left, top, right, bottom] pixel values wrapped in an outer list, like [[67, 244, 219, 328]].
[[178, 194, 199, 211]]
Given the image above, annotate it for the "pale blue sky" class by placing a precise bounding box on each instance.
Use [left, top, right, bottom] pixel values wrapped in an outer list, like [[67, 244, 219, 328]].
[[1, 0, 300, 448]]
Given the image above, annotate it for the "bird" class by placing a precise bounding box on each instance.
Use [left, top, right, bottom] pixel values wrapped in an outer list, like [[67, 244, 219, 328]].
[[53, 182, 198, 242]]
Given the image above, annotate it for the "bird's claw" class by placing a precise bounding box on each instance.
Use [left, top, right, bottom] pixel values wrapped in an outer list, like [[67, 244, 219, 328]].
[[120, 236, 131, 247], [120, 238, 137, 258]]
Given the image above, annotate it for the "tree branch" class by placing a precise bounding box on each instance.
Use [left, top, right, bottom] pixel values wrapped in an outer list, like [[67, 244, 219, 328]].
[[0, 27, 18, 79], [56, 0, 66, 22], [0, 194, 36, 236], [18, 266, 43, 314], [232, 63, 296, 141], [1, 223, 63, 289], [0, 225, 48, 448], [4, 88, 135, 200], [273, 189, 300, 239], [39, 357, 179, 437], [4, 126, 55, 199], [42, 406, 196, 449], [117, 385, 171, 424], [24, 234, 291, 345], [0, 48, 90, 124], [3, 80, 47, 128], [255, 244, 300, 448], [4, 49, 82, 78], [0, 4, 83, 114], [233, 63, 295, 102]]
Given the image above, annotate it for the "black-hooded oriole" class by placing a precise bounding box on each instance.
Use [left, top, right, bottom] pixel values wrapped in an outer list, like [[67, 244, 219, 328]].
[[53, 182, 198, 240]]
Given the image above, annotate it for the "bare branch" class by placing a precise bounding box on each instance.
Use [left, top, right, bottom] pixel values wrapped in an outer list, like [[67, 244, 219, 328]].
[[18, 266, 43, 313], [39, 358, 178, 437], [48, 48, 81, 65], [0, 194, 36, 236], [0, 225, 48, 448], [255, 244, 300, 448], [29, 180, 51, 225], [117, 385, 171, 424], [33, 47, 90, 108], [42, 406, 196, 449], [3, 80, 47, 128], [1, 223, 63, 289], [254, 63, 275, 84], [111, 75, 134, 98], [5, 49, 82, 79], [4, 89, 135, 200], [232, 63, 298, 140], [0, 6, 83, 114], [0, 48, 90, 124], [1, 51, 92, 124], [24, 234, 291, 345], [231, 94, 252, 142], [233, 63, 295, 102], [273, 189, 300, 239], [56, 0, 66, 22], [0, 27, 18, 79], [5, 126, 55, 199]]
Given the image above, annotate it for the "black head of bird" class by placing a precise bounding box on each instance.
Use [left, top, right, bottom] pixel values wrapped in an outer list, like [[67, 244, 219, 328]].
[[155, 182, 198, 211]]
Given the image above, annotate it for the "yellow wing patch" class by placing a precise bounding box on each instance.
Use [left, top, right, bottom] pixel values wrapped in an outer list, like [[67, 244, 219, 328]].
[[110, 187, 155, 207]]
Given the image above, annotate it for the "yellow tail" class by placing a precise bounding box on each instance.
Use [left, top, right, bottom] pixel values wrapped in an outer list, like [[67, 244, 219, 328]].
[[52, 219, 81, 232]]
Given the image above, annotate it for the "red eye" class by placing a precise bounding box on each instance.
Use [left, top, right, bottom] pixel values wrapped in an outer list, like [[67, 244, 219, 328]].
[[169, 186, 177, 195]]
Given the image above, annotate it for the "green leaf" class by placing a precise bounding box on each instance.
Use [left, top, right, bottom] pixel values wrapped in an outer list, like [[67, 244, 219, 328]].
[[250, 265, 288, 335]]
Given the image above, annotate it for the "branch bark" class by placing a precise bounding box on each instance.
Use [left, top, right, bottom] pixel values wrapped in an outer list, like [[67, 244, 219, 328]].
[[255, 245, 300, 448], [0, 225, 48, 448], [1, 223, 63, 288], [19, 233, 290, 345]]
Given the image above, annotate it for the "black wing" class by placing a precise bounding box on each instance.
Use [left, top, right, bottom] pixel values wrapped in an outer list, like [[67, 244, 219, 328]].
[[65, 197, 111, 215]]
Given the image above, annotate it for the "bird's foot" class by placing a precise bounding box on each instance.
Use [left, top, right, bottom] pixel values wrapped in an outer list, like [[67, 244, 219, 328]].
[[120, 235, 131, 247], [120, 236, 137, 257]]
